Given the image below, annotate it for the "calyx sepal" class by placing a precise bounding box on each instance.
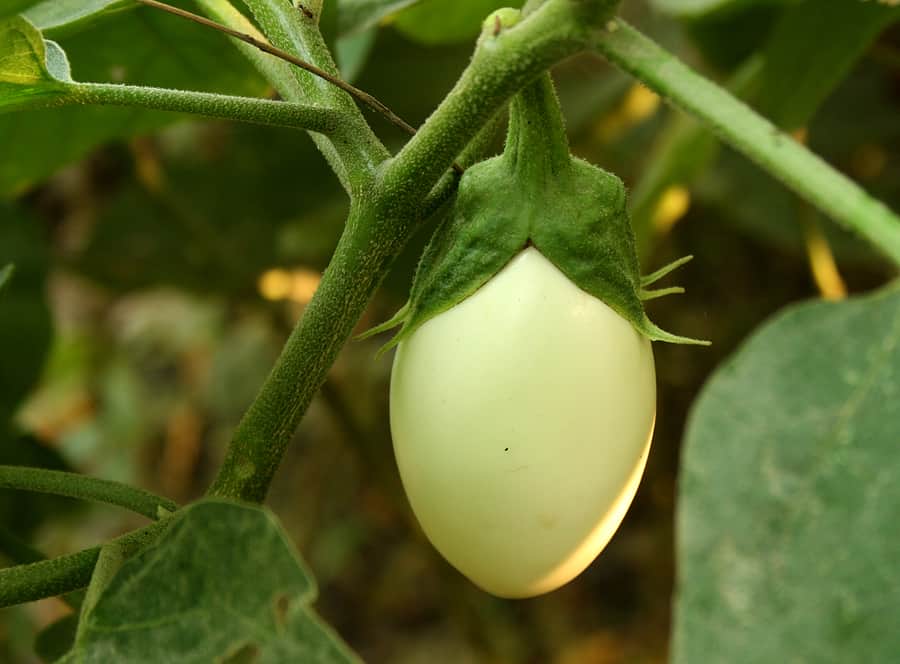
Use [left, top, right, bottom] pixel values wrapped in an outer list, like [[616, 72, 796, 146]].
[[363, 73, 708, 350]]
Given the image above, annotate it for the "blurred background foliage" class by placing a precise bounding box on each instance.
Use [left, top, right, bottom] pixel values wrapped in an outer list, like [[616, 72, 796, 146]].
[[1, 0, 898, 661]]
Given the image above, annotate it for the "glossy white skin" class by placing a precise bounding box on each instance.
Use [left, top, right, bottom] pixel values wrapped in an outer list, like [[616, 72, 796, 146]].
[[390, 248, 656, 598]]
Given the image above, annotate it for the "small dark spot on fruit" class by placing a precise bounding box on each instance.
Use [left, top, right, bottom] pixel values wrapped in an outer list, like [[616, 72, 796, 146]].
[[504, 447, 509, 451]]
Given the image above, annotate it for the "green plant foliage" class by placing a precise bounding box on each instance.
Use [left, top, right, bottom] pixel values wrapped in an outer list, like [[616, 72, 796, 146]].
[[60, 500, 360, 663], [673, 284, 900, 663], [758, 0, 899, 131], [73, 122, 346, 295], [337, 0, 419, 36], [0, 16, 70, 111], [366, 74, 704, 347], [335, 28, 377, 82], [0, 6, 265, 197], [0, 205, 52, 424], [24, 0, 129, 35], [392, 0, 524, 45]]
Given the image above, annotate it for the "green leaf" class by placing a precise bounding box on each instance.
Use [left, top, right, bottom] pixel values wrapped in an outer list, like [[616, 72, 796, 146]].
[[24, 0, 129, 36], [337, 0, 419, 36], [758, 0, 900, 131], [0, 15, 70, 110], [61, 500, 361, 663], [336, 27, 377, 82], [0, 5, 265, 197], [392, 0, 524, 45], [0, 0, 42, 20], [673, 284, 900, 663], [34, 614, 78, 663], [0, 204, 52, 423], [73, 122, 346, 295]]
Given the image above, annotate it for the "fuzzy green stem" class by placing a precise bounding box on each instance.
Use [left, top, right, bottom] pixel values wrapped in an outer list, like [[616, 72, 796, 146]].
[[0, 465, 177, 520], [0, 527, 85, 609], [595, 20, 900, 268], [206, 1, 619, 503], [505, 72, 572, 179], [379, 0, 619, 205], [0, 521, 166, 608], [195, 0, 389, 193], [69, 83, 344, 132]]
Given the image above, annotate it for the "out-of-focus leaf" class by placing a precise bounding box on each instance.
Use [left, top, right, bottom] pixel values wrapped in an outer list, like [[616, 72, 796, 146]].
[[0, 433, 77, 537], [682, 4, 779, 71], [758, 0, 899, 131], [61, 500, 361, 663], [392, 0, 523, 45], [337, 0, 419, 36], [75, 122, 346, 295], [673, 285, 900, 663], [0, 204, 52, 422], [650, 0, 787, 19], [35, 614, 78, 664], [0, 264, 12, 292], [0, 0, 42, 20], [0, 16, 70, 111], [336, 27, 377, 82], [694, 148, 884, 267], [24, 0, 130, 35], [0, 5, 265, 197]]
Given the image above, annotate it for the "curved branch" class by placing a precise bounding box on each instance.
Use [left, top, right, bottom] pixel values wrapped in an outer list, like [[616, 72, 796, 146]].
[[0, 466, 177, 520], [24, 83, 346, 133], [595, 19, 900, 268]]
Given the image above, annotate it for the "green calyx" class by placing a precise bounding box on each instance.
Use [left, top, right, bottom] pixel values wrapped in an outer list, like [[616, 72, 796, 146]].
[[363, 69, 708, 351]]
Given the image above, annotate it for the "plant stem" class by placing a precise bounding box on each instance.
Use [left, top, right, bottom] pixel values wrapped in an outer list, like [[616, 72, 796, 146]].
[[207, 0, 622, 502], [0, 521, 166, 608], [134, 0, 417, 138], [595, 20, 900, 268], [379, 0, 617, 203], [196, 0, 389, 193], [0, 466, 177, 520], [0, 527, 85, 609], [62, 83, 342, 132]]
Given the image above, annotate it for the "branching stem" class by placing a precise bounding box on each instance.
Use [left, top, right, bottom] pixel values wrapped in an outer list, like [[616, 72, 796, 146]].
[[135, 0, 417, 138]]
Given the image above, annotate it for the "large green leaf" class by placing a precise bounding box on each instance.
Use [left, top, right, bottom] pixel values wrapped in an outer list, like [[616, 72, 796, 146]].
[[673, 284, 900, 663], [0, 4, 265, 197], [337, 0, 419, 35], [392, 0, 523, 45], [758, 0, 899, 130], [62, 500, 361, 663], [0, 16, 70, 110]]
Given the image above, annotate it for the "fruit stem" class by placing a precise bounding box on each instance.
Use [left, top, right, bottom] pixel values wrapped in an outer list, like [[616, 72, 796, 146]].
[[504, 73, 572, 181]]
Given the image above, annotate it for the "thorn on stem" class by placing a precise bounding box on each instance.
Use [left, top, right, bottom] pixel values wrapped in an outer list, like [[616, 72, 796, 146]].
[[493, 15, 502, 37]]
